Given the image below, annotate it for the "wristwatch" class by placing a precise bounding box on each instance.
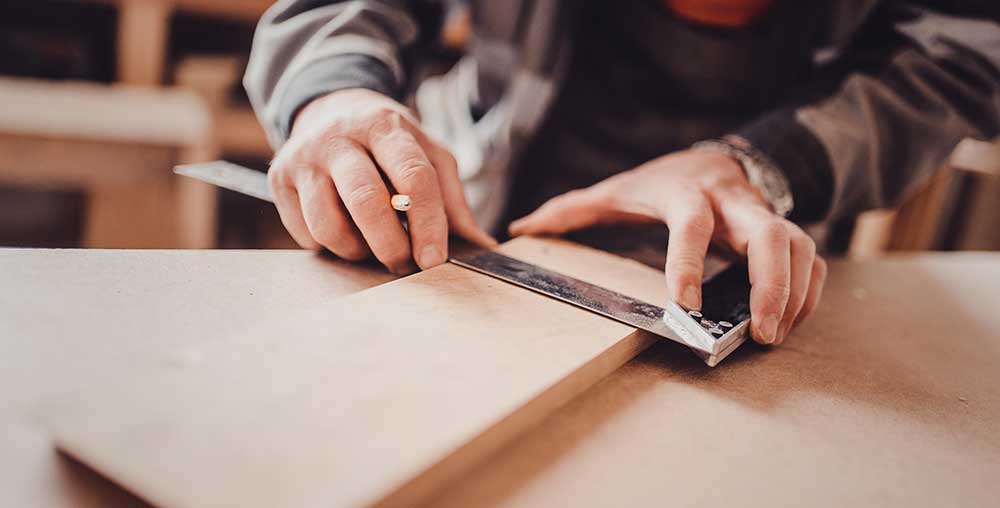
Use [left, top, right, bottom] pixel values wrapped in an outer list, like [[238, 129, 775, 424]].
[[692, 136, 794, 218]]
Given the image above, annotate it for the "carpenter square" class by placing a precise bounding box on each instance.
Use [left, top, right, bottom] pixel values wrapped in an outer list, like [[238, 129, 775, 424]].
[[175, 161, 751, 366]]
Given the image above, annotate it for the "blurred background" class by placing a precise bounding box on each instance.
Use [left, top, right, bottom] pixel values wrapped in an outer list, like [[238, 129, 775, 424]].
[[0, 0, 997, 255]]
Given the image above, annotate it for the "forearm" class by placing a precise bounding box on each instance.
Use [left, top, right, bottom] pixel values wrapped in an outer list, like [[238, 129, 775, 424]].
[[737, 5, 1000, 224], [244, 0, 420, 148]]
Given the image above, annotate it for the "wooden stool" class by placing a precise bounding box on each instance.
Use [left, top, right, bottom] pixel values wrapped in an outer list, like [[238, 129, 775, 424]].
[[0, 77, 218, 248]]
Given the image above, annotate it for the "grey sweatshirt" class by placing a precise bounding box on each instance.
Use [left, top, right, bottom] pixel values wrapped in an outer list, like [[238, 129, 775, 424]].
[[244, 0, 1000, 231]]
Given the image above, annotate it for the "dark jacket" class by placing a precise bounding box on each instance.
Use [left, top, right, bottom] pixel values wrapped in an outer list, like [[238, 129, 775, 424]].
[[244, 0, 1000, 232]]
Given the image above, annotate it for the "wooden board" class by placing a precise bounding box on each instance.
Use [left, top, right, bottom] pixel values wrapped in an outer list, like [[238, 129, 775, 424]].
[[1, 249, 395, 508], [425, 253, 1000, 508], [46, 237, 668, 508], [6, 246, 1000, 508]]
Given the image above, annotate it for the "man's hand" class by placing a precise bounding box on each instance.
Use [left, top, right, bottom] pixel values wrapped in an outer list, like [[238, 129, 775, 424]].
[[269, 89, 496, 274], [509, 150, 827, 345]]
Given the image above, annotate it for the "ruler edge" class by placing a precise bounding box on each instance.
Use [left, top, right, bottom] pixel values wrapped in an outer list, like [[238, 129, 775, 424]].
[[174, 160, 748, 365]]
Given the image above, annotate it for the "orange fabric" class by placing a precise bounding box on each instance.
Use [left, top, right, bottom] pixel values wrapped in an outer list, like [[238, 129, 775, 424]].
[[665, 0, 774, 28]]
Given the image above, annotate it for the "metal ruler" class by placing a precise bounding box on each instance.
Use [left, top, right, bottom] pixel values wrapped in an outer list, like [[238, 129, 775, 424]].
[[175, 161, 750, 366]]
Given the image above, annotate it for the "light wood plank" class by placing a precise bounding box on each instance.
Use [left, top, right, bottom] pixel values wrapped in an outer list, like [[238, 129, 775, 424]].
[[847, 209, 896, 259], [47, 237, 667, 508], [2, 249, 395, 508], [425, 253, 1000, 508], [7, 247, 1000, 508], [0, 78, 210, 146], [0, 135, 176, 189]]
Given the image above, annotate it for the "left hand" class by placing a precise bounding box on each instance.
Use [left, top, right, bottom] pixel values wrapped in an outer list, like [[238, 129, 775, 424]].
[[509, 149, 827, 345]]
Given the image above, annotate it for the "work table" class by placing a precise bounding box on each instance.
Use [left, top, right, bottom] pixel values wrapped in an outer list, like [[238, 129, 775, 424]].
[[2, 246, 998, 507]]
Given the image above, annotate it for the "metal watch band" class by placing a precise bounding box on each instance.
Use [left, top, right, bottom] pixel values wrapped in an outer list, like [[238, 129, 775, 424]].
[[691, 137, 794, 218]]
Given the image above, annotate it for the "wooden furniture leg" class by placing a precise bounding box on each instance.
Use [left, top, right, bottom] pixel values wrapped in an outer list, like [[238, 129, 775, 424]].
[[82, 142, 218, 249], [117, 0, 172, 85]]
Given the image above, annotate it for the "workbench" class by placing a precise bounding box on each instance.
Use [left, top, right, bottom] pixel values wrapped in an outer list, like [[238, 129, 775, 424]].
[[2, 246, 998, 507]]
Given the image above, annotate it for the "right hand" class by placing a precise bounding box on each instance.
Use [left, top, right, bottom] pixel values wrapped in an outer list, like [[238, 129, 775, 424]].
[[269, 89, 497, 273]]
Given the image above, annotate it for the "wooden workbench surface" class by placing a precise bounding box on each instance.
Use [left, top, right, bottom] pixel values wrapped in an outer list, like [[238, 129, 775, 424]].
[[2, 247, 998, 507]]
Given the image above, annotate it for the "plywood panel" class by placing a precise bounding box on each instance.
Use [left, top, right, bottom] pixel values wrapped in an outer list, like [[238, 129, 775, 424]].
[[425, 253, 1000, 508], [46, 237, 669, 508], [2, 249, 396, 508]]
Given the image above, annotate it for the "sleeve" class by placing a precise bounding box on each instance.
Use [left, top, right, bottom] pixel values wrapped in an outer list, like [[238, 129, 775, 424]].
[[243, 0, 431, 149], [736, 3, 1000, 224]]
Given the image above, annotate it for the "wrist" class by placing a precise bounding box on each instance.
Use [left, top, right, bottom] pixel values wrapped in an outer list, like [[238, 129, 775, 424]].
[[291, 88, 394, 138], [692, 137, 793, 217]]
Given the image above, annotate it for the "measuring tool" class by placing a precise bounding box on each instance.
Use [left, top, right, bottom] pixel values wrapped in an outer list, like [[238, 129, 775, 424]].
[[175, 161, 751, 366]]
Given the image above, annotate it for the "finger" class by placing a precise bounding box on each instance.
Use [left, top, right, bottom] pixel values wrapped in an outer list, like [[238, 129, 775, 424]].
[[794, 256, 828, 327], [269, 171, 320, 250], [508, 189, 610, 236], [662, 194, 714, 311], [747, 220, 791, 345], [325, 138, 415, 274], [774, 230, 816, 344], [423, 142, 498, 248], [368, 116, 449, 269], [296, 170, 370, 261]]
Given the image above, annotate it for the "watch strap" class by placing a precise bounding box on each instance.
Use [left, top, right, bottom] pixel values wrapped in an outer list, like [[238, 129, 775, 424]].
[[691, 137, 794, 217]]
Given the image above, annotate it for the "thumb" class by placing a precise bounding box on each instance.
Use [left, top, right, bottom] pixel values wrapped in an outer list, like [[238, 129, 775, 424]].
[[509, 189, 607, 236]]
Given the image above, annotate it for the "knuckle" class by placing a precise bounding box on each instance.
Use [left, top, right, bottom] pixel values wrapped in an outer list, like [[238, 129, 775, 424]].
[[316, 133, 357, 155], [333, 241, 368, 261], [268, 154, 299, 183], [427, 142, 459, 172], [761, 282, 791, 308], [789, 229, 816, 256], [310, 218, 347, 246], [366, 110, 404, 140], [666, 252, 703, 276], [440, 149, 458, 171], [396, 159, 435, 191], [309, 218, 367, 261], [676, 212, 714, 238], [379, 249, 411, 271], [758, 218, 791, 244], [814, 255, 829, 278], [266, 165, 286, 189], [344, 183, 383, 210], [667, 270, 702, 293]]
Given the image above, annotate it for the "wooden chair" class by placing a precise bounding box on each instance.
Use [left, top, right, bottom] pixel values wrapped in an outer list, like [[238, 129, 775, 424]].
[[849, 139, 1000, 257], [0, 77, 218, 248]]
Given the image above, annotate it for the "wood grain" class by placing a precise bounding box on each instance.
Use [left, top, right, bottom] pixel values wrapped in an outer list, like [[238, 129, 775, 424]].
[[46, 237, 668, 508], [6, 246, 1000, 508], [1, 249, 396, 508], [425, 253, 1000, 508]]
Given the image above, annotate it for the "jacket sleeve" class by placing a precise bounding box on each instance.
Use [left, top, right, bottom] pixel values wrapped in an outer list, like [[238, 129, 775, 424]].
[[243, 0, 427, 149], [737, 3, 1000, 224]]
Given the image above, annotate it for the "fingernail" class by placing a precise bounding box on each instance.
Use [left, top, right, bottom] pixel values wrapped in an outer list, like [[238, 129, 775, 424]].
[[774, 324, 789, 345], [419, 245, 445, 268], [759, 315, 780, 344], [681, 286, 700, 310]]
